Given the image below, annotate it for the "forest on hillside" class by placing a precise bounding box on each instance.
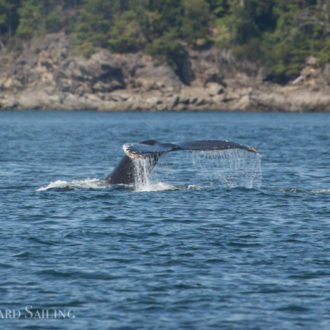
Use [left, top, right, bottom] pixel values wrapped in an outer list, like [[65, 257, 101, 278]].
[[1, 0, 330, 83]]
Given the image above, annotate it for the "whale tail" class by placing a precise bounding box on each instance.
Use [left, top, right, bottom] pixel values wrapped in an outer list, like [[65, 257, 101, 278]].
[[106, 140, 258, 185]]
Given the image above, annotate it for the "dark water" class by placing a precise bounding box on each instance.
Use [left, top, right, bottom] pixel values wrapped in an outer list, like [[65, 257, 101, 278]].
[[0, 111, 329, 329]]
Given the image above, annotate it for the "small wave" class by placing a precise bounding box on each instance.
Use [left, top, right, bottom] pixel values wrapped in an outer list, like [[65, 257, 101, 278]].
[[274, 188, 330, 195], [310, 189, 330, 194], [37, 178, 107, 191], [187, 184, 202, 190]]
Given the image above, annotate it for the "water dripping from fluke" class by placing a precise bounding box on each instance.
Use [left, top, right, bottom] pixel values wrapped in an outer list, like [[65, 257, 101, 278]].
[[191, 149, 262, 189], [106, 139, 259, 187], [131, 149, 262, 191]]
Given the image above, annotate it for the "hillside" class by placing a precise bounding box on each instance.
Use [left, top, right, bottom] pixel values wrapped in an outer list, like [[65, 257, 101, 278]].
[[1, 0, 330, 111]]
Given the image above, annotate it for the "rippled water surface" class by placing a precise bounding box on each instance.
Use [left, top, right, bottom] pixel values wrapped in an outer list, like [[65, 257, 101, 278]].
[[0, 111, 329, 329]]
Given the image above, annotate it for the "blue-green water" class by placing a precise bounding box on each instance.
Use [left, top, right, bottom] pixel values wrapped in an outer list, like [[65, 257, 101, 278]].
[[0, 111, 329, 329]]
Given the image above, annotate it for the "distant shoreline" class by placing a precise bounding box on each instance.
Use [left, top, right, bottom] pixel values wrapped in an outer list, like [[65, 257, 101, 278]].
[[1, 107, 329, 113], [1, 85, 330, 113], [1, 34, 330, 113]]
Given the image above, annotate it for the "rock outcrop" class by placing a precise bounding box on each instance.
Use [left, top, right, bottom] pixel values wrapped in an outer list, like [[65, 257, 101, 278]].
[[0, 33, 330, 112]]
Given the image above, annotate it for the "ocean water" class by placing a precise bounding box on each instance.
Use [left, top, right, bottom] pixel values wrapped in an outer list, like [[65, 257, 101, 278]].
[[0, 111, 329, 329]]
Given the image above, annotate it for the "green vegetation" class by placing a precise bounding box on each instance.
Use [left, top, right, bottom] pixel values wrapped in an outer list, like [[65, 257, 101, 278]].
[[146, 35, 190, 82], [0, 0, 330, 83]]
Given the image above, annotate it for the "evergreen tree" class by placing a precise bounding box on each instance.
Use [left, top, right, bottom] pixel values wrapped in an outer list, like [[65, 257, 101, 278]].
[[0, 0, 20, 38], [16, 0, 44, 38], [108, 10, 146, 52], [74, 0, 115, 55], [207, 0, 229, 17], [144, 0, 183, 39], [229, 0, 275, 44], [181, 0, 211, 46]]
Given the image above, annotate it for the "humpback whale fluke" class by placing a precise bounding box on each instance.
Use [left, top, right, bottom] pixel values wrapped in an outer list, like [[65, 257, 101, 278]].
[[106, 140, 258, 185]]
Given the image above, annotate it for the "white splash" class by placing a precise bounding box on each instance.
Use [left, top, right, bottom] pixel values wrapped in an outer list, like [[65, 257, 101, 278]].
[[134, 181, 178, 192], [131, 158, 176, 192], [131, 158, 152, 187], [37, 178, 107, 191]]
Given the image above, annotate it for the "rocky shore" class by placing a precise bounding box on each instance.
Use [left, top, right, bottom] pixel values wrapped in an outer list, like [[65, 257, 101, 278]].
[[1, 33, 330, 112]]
